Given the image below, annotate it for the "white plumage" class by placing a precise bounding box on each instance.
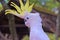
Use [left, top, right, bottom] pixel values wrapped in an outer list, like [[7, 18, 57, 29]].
[[24, 12, 50, 40]]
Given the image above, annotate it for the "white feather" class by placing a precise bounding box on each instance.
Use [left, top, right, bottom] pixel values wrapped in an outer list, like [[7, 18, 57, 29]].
[[24, 12, 50, 40]]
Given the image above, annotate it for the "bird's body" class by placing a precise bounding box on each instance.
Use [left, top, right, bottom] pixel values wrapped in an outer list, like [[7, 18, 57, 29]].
[[24, 12, 50, 40], [30, 24, 50, 40]]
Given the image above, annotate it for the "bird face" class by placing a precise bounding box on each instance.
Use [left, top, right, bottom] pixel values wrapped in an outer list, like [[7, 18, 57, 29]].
[[24, 12, 42, 28]]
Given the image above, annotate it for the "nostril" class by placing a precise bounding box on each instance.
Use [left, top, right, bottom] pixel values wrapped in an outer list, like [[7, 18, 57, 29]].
[[24, 19, 27, 22]]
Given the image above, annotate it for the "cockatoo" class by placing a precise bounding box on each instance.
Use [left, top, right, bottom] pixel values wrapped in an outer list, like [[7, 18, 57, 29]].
[[5, 0, 50, 40]]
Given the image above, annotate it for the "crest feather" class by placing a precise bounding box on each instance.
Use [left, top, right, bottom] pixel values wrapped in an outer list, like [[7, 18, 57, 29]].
[[5, 0, 34, 16], [19, 0, 24, 11]]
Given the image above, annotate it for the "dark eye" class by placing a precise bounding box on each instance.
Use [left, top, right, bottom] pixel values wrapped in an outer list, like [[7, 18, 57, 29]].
[[27, 17, 29, 19], [24, 17, 29, 22]]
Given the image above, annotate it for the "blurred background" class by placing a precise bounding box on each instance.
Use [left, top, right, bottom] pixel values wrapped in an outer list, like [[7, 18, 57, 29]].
[[0, 0, 60, 40]]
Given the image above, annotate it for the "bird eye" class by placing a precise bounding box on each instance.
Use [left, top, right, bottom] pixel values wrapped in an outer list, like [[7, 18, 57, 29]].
[[24, 17, 29, 22], [26, 17, 29, 19]]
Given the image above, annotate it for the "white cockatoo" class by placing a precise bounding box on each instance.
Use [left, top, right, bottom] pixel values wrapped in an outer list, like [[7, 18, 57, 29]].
[[5, 0, 50, 40], [24, 12, 50, 40]]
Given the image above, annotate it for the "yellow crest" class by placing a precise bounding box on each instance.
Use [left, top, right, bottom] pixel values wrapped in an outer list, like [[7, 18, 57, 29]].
[[5, 0, 34, 16]]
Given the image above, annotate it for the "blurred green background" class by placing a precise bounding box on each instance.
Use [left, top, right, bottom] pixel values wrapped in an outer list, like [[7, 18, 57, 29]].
[[0, 0, 60, 12], [22, 33, 60, 40]]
